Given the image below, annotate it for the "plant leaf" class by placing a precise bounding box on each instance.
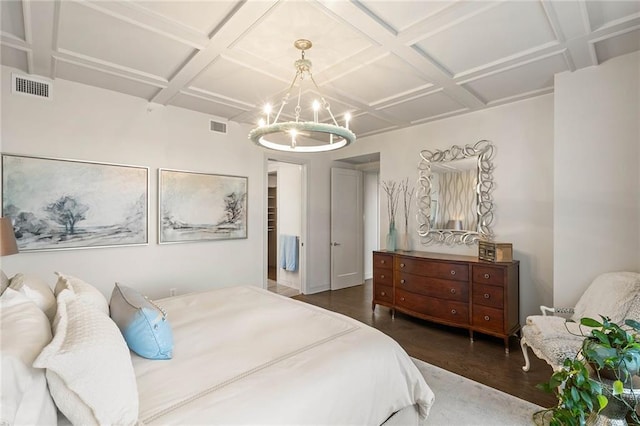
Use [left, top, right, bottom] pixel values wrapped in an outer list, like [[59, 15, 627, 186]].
[[612, 380, 624, 395], [596, 394, 608, 412], [581, 317, 603, 328], [625, 318, 640, 331]]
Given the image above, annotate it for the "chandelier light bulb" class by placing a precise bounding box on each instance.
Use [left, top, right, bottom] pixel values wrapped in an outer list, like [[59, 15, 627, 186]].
[[313, 100, 320, 122], [258, 118, 265, 127], [345, 112, 351, 130], [264, 103, 272, 125]]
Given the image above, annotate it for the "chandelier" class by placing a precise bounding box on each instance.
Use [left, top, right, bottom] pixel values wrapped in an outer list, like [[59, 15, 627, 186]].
[[248, 39, 356, 152]]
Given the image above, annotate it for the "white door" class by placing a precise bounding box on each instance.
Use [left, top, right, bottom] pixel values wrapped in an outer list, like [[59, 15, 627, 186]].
[[331, 168, 363, 290]]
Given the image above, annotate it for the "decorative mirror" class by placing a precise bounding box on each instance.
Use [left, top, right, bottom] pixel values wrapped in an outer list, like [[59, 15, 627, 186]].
[[417, 140, 495, 245]]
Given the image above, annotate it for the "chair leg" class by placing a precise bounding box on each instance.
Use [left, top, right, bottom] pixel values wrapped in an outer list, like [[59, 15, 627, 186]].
[[520, 336, 531, 372]]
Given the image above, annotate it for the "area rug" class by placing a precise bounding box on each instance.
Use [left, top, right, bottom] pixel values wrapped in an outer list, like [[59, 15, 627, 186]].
[[412, 358, 543, 425]]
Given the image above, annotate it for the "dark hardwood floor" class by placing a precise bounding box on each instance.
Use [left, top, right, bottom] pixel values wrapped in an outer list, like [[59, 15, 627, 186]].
[[294, 280, 557, 408]]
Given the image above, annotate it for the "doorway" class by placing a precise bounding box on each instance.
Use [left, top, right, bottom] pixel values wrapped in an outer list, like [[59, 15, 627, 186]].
[[331, 153, 380, 289], [266, 159, 306, 296]]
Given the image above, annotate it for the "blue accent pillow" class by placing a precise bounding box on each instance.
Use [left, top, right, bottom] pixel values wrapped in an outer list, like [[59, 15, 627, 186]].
[[109, 283, 173, 360]]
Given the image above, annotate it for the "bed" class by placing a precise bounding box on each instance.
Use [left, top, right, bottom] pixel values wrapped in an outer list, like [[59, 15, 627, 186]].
[[1, 272, 434, 425]]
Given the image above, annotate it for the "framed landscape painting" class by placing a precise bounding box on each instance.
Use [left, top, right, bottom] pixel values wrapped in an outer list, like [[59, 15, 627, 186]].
[[159, 169, 248, 244], [1, 154, 149, 252]]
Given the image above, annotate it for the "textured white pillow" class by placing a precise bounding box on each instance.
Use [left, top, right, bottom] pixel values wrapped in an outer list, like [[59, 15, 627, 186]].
[[54, 272, 109, 315], [1, 270, 9, 295], [1, 288, 57, 426], [34, 290, 139, 425], [9, 273, 56, 321]]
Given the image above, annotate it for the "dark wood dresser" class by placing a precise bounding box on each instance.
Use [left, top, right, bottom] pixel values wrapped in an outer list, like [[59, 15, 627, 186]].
[[372, 250, 520, 352]]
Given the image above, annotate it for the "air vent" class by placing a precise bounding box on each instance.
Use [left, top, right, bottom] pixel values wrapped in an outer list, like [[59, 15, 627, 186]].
[[210, 120, 227, 134], [12, 73, 52, 99]]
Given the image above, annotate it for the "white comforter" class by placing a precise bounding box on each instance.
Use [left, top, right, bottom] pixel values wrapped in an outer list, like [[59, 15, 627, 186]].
[[132, 286, 434, 425]]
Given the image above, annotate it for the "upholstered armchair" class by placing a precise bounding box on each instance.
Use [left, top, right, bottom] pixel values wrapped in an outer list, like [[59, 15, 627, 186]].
[[520, 272, 640, 372]]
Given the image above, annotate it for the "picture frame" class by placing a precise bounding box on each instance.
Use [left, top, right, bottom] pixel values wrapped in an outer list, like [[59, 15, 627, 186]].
[[1, 153, 149, 252], [158, 168, 248, 244]]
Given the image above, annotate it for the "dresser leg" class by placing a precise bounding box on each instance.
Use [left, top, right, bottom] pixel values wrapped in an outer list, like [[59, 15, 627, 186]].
[[469, 330, 474, 342], [372, 302, 376, 311], [504, 337, 510, 354]]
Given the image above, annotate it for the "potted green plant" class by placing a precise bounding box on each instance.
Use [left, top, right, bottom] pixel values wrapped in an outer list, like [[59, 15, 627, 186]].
[[534, 316, 640, 426], [581, 316, 640, 385]]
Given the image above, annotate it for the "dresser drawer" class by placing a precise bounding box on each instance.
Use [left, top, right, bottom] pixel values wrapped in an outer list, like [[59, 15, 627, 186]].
[[473, 265, 505, 286], [472, 283, 504, 309], [397, 272, 468, 302], [373, 268, 393, 286], [373, 284, 393, 304], [472, 305, 504, 332], [374, 253, 393, 270], [396, 257, 468, 282], [396, 289, 469, 325]]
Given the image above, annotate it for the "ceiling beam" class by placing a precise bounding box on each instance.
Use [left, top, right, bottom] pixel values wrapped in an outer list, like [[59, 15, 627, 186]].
[[23, 0, 57, 78], [150, 1, 279, 107]]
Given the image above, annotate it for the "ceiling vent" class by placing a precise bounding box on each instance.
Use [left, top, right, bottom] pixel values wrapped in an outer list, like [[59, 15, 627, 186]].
[[12, 73, 52, 99], [210, 119, 227, 134]]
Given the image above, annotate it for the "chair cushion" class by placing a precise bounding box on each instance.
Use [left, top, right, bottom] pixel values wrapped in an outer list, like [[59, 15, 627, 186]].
[[521, 315, 587, 370], [573, 272, 640, 323]]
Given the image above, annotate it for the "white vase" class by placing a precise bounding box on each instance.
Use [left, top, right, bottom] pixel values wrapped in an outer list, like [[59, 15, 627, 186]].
[[399, 232, 411, 251]]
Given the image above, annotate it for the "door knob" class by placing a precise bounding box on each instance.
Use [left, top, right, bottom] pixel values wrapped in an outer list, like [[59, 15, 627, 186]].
[[332, 242, 341, 246]]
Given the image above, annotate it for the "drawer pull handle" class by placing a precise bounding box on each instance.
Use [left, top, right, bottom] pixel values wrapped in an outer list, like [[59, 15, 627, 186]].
[[400, 263, 405, 268], [450, 288, 456, 294], [450, 270, 456, 276], [400, 279, 405, 284], [381, 291, 386, 296], [451, 309, 457, 315], [380, 275, 385, 279], [484, 273, 490, 279], [400, 297, 405, 302], [484, 315, 490, 321], [484, 293, 490, 299], [381, 260, 385, 264]]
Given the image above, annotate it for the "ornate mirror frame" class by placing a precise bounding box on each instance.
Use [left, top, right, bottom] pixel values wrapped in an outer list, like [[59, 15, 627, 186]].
[[417, 140, 495, 245]]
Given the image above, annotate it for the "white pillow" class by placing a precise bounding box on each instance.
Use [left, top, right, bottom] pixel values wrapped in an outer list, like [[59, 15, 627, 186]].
[[53, 272, 109, 315], [1, 288, 57, 426], [1, 270, 9, 295], [9, 273, 56, 321], [573, 272, 640, 324], [34, 290, 139, 425]]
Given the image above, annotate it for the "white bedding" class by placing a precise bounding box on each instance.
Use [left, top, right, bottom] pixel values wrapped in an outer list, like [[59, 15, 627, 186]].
[[132, 286, 434, 425]]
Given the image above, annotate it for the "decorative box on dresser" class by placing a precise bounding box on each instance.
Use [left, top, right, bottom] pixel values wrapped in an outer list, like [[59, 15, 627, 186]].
[[372, 250, 520, 353]]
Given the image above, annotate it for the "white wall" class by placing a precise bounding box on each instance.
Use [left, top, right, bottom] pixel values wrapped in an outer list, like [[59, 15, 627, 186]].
[[364, 171, 379, 279], [0, 67, 265, 299], [334, 95, 555, 321], [553, 51, 640, 307]]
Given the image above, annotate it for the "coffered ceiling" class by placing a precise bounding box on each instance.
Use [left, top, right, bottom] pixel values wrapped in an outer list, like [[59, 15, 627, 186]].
[[2, 0, 639, 138]]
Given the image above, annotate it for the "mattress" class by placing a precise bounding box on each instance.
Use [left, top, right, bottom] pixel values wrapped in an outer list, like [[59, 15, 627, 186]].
[[131, 286, 434, 425]]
